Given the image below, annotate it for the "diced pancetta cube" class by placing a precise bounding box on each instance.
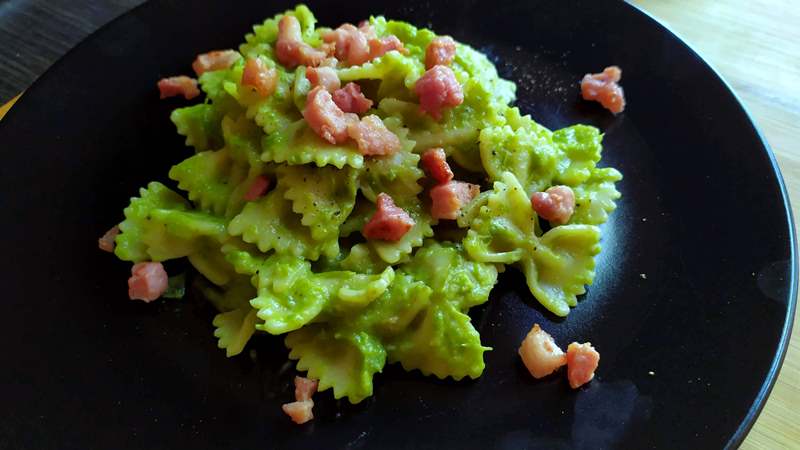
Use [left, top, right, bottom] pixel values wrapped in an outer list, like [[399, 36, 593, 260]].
[[319, 56, 339, 67], [98, 225, 120, 253], [282, 400, 314, 424], [128, 262, 168, 302], [347, 115, 401, 156], [320, 42, 337, 58], [306, 66, 341, 92], [303, 86, 358, 144], [368, 35, 409, 60], [332, 82, 373, 114], [531, 185, 575, 225], [322, 22, 406, 66], [425, 36, 457, 69], [414, 65, 463, 120], [157, 76, 200, 100], [323, 23, 371, 66], [566, 342, 600, 389], [276, 15, 327, 68], [358, 20, 377, 40], [243, 175, 271, 201], [429, 180, 479, 220], [282, 375, 318, 425], [518, 324, 567, 379], [319, 56, 339, 69], [191, 50, 240, 76], [363, 193, 415, 241], [241, 58, 278, 97], [580, 66, 625, 114], [421, 148, 453, 184], [294, 376, 318, 402]]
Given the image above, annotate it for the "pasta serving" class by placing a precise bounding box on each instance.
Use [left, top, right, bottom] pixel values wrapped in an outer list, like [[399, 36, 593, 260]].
[[102, 4, 622, 407]]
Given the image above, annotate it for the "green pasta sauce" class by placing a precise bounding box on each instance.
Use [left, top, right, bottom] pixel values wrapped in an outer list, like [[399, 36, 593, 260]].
[[112, 5, 621, 403]]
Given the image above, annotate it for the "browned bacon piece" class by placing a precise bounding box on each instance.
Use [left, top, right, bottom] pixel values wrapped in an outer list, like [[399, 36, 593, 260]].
[[128, 262, 168, 302], [276, 15, 327, 68], [531, 185, 575, 225], [332, 82, 373, 114], [429, 180, 479, 220], [414, 65, 463, 120], [566, 342, 600, 389], [363, 193, 415, 241], [303, 86, 358, 144], [347, 115, 401, 156], [241, 58, 278, 97], [157, 76, 200, 100], [425, 36, 456, 69], [421, 148, 453, 184], [580, 66, 625, 114]]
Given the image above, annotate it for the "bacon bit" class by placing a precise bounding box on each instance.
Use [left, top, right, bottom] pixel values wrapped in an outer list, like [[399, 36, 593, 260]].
[[306, 66, 341, 92], [294, 376, 319, 402], [421, 148, 453, 184], [157, 76, 200, 100], [303, 86, 358, 144], [282, 400, 314, 424], [430, 180, 479, 220], [241, 58, 278, 97], [358, 20, 377, 40], [322, 22, 406, 66], [425, 36, 457, 69], [128, 262, 168, 302], [414, 65, 463, 120], [276, 15, 327, 68], [368, 35, 409, 60], [320, 42, 337, 58], [320, 56, 339, 67], [363, 193, 415, 241], [98, 225, 120, 253], [580, 66, 625, 114], [566, 342, 600, 389], [333, 82, 373, 114], [518, 324, 567, 379], [347, 115, 401, 156], [323, 23, 371, 66], [282, 376, 318, 425], [191, 50, 240, 76], [531, 185, 575, 225], [243, 175, 271, 201]]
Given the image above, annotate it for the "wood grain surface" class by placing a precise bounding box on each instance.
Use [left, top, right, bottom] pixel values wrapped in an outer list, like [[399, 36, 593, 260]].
[[1, 1, 797, 448]]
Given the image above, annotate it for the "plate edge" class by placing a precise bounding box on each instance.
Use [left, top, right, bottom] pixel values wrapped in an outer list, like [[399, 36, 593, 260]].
[[623, 2, 800, 448]]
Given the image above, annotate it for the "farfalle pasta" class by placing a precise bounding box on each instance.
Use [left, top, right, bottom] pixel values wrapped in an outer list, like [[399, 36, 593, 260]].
[[107, 4, 621, 405]]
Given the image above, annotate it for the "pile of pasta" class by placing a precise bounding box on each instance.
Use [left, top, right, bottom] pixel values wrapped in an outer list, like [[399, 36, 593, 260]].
[[112, 5, 621, 403]]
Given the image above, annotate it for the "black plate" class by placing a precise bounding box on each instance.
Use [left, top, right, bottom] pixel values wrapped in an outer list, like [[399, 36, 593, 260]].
[[0, 1, 795, 448]]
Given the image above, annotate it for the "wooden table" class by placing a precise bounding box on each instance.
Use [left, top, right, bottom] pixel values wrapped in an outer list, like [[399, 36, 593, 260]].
[[1, 1, 797, 447]]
